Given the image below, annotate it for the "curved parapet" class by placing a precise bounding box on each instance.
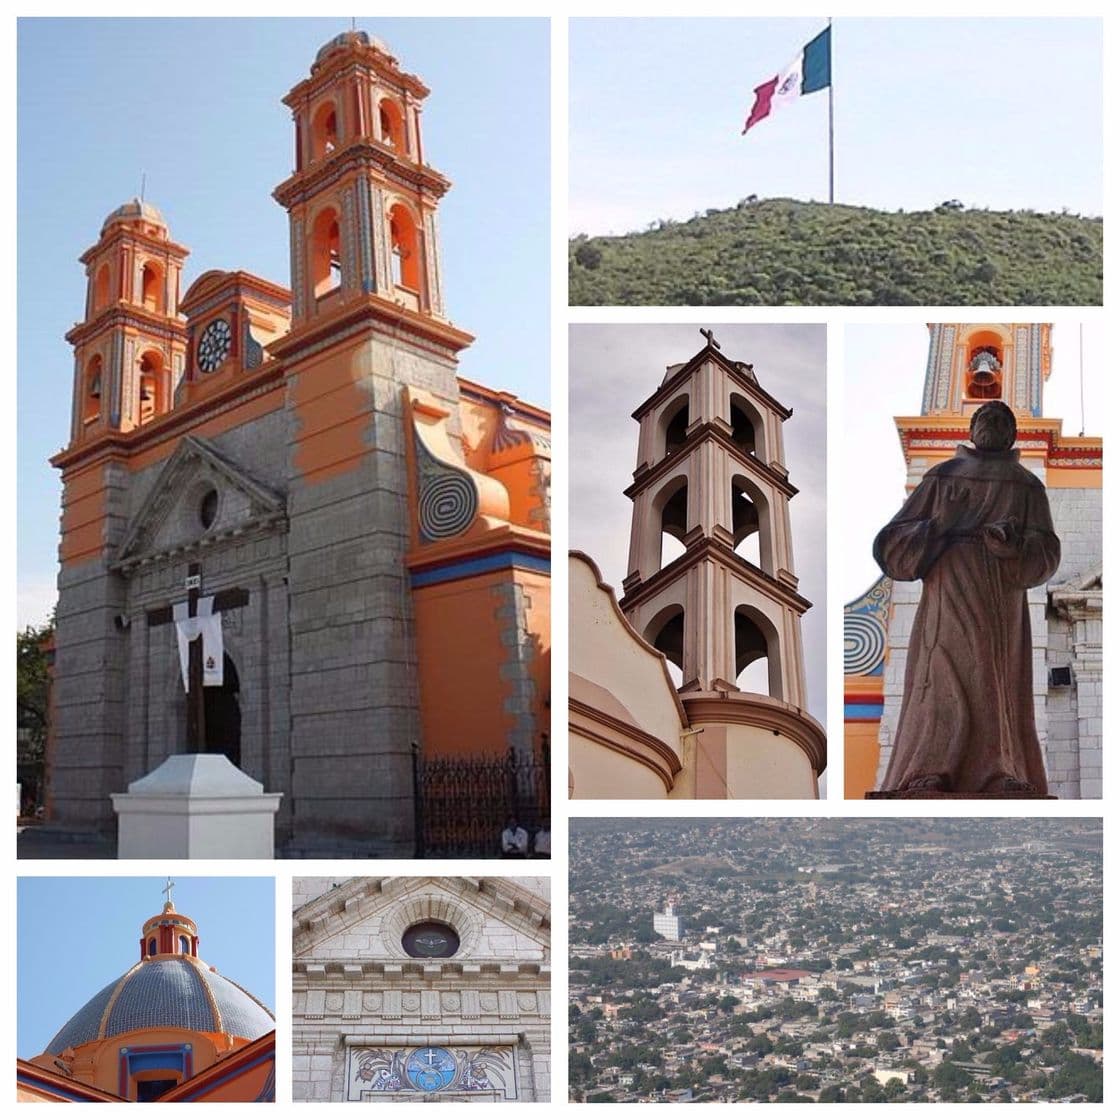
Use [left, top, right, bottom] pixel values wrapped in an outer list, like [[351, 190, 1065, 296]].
[[404, 387, 510, 544]]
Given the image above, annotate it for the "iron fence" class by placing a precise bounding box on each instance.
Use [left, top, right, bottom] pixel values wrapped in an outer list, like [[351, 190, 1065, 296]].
[[412, 737, 550, 858]]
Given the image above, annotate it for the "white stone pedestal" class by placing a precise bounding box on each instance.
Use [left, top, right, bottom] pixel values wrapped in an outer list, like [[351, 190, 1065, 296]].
[[112, 754, 282, 859]]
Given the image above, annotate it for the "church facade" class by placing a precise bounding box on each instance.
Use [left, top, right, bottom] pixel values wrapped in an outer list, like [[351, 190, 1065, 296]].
[[45, 30, 550, 856], [569, 334, 826, 799], [844, 323, 1102, 799], [292, 876, 551, 1102]]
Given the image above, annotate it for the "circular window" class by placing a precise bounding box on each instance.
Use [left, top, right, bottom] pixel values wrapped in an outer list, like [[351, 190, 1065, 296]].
[[199, 488, 219, 530], [402, 921, 459, 958]]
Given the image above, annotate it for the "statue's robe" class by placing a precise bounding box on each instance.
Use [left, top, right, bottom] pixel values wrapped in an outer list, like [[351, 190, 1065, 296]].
[[874, 445, 1060, 793]]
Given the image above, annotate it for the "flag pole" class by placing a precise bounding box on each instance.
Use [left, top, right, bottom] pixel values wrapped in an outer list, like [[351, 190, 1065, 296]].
[[827, 17, 834, 204]]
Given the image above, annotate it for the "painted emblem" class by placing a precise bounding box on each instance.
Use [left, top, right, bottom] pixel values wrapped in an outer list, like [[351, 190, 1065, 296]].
[[405, 1047, 457, 1092]]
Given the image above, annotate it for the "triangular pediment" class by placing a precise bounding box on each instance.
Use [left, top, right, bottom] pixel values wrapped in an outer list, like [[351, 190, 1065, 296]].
[[114, 436, 286, 571], [1051, 565, 1103, 593], [292, 876, 550, 964]]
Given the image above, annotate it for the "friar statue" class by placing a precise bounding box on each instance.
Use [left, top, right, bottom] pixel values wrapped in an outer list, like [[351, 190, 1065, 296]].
[[873, 400, 1061, 795]]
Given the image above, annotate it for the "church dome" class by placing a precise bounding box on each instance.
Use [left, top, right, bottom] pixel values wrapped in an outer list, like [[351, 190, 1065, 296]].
[[101, 197, 167, 235], [314, 28, 392, 67], [44, 896, 274, 1056]]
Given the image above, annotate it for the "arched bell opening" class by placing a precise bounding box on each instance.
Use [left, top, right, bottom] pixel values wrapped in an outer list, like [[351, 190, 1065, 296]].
[[654, 477, 689, 570], [730, 392, 766, 461], [378, 97, 406, 151], [310, 206, 342, 299], [660, 396, 690, 459], [730, 399, 756, 456], [731, 475, 773, 575], [92, 263, 111, 313], [644, 605, 685, 689], [137, 349, 165, 426], [83, 355, 104, 424], [141, 261, 165, 313], [310, 99, 339, 160], [963, 329, 1006, 401], [734, 605, 782, 699], [388, 203, 421, 291]]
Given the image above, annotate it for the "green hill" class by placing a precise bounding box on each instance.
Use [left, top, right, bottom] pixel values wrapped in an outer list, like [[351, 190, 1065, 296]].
[[568, 199, 1102, 306]]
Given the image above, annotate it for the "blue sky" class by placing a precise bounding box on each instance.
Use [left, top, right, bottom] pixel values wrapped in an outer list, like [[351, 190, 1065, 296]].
[[570, 17, 1103, 235], [17, 17, 549, 628], [17, 876, 276, 1057]]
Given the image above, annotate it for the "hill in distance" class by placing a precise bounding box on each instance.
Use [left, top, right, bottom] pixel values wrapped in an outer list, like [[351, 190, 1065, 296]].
[[569, 198, 1102, 306]]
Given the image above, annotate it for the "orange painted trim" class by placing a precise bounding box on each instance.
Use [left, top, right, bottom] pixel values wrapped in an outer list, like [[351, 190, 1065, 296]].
[[407, 523, 550, 570], [53, 370, 285, 473], [268, 291, 473, 361]]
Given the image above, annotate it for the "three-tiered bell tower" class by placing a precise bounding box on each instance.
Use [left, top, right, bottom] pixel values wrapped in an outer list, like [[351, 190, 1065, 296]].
[[619, 332, 825, 797], [269, 31, 474, 853]]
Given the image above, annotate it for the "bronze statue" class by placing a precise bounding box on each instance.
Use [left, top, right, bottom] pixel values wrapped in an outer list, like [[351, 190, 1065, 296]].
[[873, 401, 1060, 795]]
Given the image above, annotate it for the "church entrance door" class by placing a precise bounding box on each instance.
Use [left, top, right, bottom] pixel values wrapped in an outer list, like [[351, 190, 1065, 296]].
[[204, 654, 241, 768]]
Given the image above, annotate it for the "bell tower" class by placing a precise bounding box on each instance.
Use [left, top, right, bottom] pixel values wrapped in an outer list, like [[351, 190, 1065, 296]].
[[65, 200, 188, 446], [618, 332, 825, 797], [273, 29, 450, 327], [922, 322, 1051, 420], [269, 31, 472, 855]]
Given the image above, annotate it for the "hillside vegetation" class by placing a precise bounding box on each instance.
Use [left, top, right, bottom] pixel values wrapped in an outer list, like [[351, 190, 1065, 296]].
[[569, 198, 1102, 306]]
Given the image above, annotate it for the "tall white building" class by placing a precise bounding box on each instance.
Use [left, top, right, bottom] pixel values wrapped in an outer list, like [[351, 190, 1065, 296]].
[[653, 900, 683, 941]]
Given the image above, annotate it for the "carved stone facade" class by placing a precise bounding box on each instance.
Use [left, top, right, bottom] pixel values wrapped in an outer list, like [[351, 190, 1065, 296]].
[[292, 877, 550, 1102]]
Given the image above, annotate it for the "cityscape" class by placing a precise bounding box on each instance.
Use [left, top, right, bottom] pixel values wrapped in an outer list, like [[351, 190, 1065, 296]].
[[570, 817, 1102, 1103]]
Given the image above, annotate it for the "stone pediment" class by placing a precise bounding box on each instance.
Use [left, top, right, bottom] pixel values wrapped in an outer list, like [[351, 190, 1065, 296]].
[[1049, 566, 1102, 619], [292, 877, 550, 965], [114, 436, 286, 571]]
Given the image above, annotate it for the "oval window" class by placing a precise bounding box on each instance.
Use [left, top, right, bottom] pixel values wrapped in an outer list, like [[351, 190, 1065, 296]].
[[402, 921, 459, 958], [199, 488, 219, 530]]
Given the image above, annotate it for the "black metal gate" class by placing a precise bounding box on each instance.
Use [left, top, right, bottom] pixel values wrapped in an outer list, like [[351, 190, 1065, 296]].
[[412, 737, 550, 857]]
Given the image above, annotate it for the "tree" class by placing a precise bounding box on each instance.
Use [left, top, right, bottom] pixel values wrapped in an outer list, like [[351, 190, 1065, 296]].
[[17, 622, 53, 812]]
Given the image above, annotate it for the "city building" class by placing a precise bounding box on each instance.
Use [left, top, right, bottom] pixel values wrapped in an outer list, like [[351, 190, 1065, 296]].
[[42, 28, 550, 856], [844, 323, 1102, 798], [17, 885, 274, 1102], [569, 332, 826, 799], [292, 876, 550, 1102], [653, 899, 683, 940]]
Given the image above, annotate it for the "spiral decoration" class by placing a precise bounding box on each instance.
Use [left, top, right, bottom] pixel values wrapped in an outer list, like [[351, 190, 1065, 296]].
[[419, 471, 478, 540], [843, 612, 887, 676]]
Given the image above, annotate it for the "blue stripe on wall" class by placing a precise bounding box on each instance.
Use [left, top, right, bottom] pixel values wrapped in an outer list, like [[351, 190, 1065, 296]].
[[844, 704, 884, 720], [410, 550, 550, 589]]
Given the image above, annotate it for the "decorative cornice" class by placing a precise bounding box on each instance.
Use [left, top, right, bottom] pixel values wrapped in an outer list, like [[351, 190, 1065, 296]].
[[66, 304, 189, 348], [632, 343, 794, 424], [51, 364, 285, 472], [619, 536, 812, 616], [268, 292, 472, 364], [626, 420, 797, 501], [682, 692, 827, 776], [273, 140, 450, 209], [569, 696, 682, 793]]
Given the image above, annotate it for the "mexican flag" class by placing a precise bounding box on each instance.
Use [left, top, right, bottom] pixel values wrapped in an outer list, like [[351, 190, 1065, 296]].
[[742, 26, 831, 134]]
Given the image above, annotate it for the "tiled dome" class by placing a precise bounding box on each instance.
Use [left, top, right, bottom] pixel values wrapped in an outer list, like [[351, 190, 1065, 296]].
[[314, 29, 391, 65], [101, 198, 167, 233], [46, 956, 274, 1054]]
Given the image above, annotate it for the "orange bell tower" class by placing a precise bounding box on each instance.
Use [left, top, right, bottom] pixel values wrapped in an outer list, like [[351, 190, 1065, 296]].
[[269, 31, 473, 855], [273, 29, 459, 332], [65, 200, 189, 446]]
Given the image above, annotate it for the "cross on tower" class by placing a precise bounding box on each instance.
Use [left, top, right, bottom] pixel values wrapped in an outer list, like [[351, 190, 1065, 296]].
[[147, 561, 249, 753], [163, 877, 175, 906], [700, 327, 721, 351]]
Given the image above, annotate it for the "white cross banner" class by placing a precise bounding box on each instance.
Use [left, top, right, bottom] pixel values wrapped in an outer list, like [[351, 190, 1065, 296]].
[[172, 595, 225, 691]]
